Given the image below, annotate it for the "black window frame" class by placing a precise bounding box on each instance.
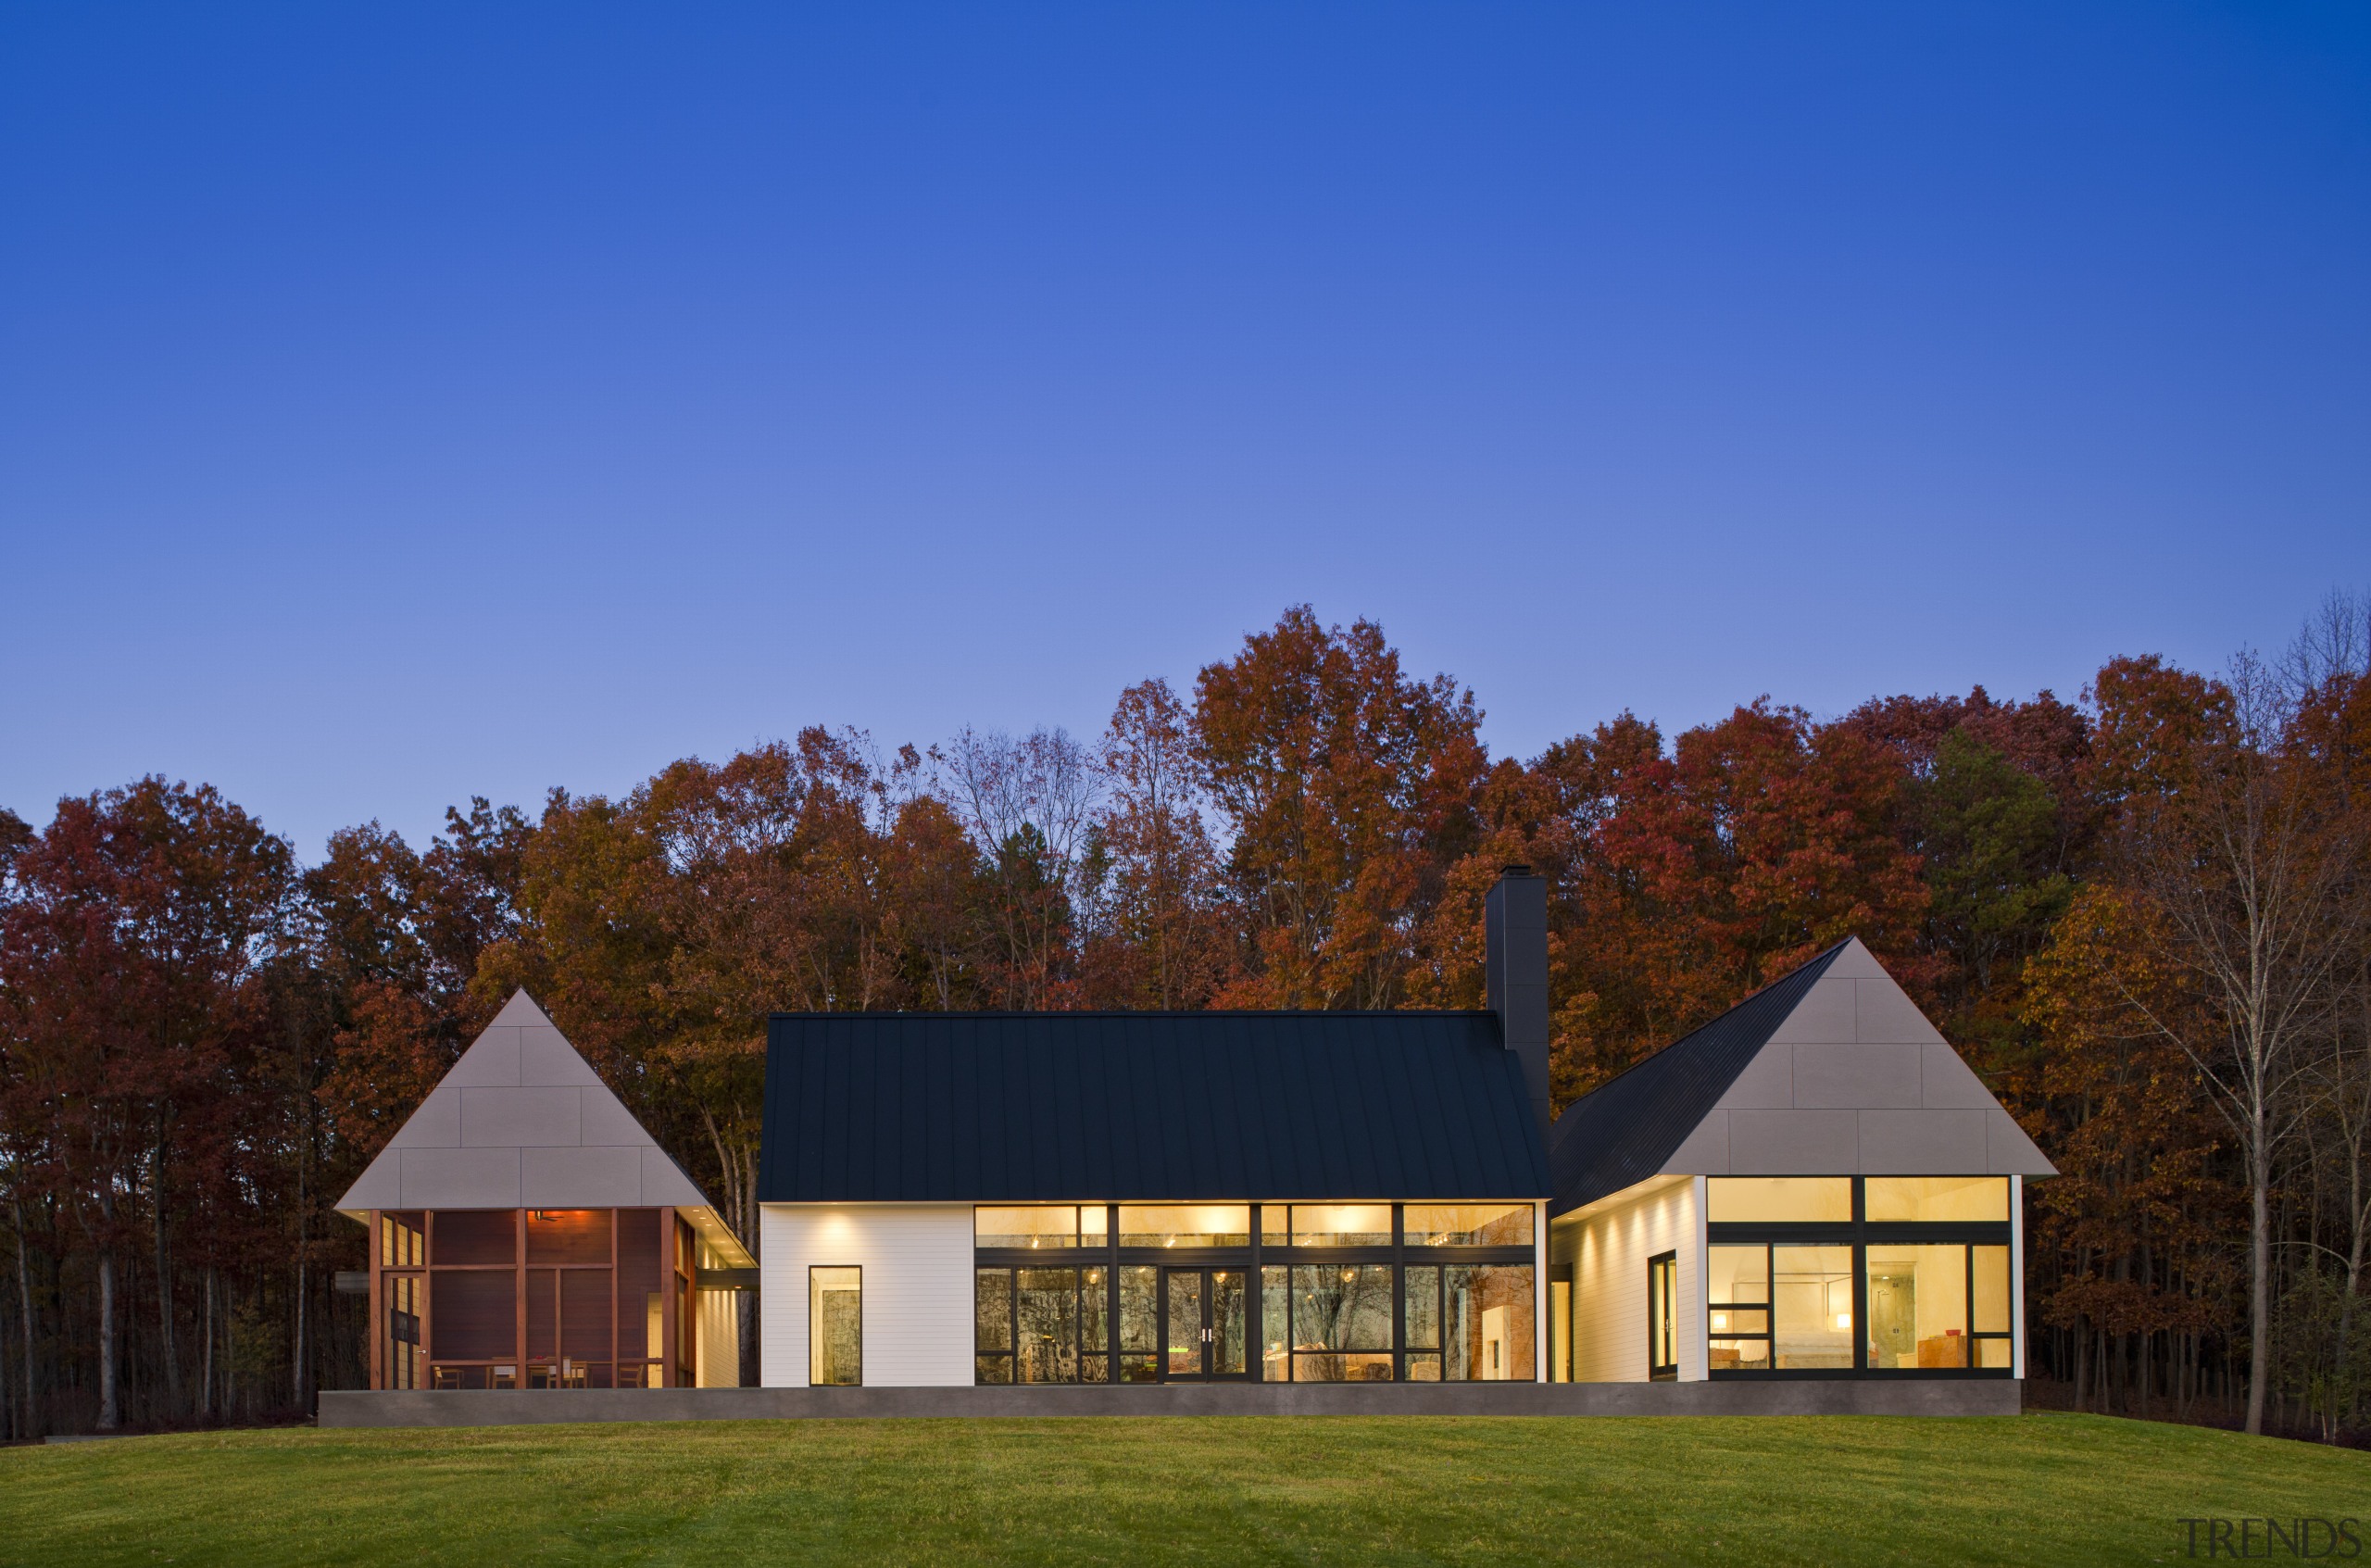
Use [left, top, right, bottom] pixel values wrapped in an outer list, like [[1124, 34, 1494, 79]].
[[1647, 1251, 1678, 1381], [1704, 1177, 2013, 1381], [808, 1263, 863, 1387], [972, 1201, 1539, 1384]]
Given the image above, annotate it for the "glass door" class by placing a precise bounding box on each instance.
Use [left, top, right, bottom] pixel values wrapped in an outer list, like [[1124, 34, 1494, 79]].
[[1164, 1271, 1205, 1377], [1210, 1270, 1246, 1375], [1162, 1269, 1248, 1380]]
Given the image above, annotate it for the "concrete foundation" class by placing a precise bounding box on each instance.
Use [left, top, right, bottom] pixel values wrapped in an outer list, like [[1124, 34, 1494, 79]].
[[320, 1378, 2020, 1426]]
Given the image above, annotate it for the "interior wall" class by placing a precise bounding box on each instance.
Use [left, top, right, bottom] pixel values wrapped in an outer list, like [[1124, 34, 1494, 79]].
[[1562, 1176, 1701, 1383], [759, 1205, 972, 1387]]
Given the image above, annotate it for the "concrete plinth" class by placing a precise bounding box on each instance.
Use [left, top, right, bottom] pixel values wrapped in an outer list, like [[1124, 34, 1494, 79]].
[[320, 1378, 2020, 1427]]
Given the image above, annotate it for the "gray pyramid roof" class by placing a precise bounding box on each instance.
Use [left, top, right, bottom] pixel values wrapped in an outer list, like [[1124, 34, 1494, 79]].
[[1549, 938, 2054, 1214], [334, 992, 746, 1262]]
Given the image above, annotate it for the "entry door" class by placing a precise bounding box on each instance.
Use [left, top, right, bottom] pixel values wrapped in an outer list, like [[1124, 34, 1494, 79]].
[[1162, 1270, 1247, 1379]]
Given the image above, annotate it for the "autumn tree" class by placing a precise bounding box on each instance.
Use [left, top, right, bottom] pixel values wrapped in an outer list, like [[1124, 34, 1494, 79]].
[[939, 728, 1099, 1009], [2089, 651, 2370, 1436], [1194, 608, 1487, 1009], [0, 780, 290, 1430], [1550, 701, 1934, 1098], [1082, 679, 1229, 1009]]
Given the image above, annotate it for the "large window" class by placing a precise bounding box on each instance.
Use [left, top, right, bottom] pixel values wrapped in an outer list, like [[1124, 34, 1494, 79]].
[[1864, 1245, 2013, 1369], [1705, 1178, 1853, 1224], [1863, 1178, 2009, 1223], [1289, 1263, 1394, 1381], [1705, 1177, 2014, 1377], [1118, 1206, 1249, 1248], [1405, 1205, 1534, 1246], [973, 1202, 1538, 1384]]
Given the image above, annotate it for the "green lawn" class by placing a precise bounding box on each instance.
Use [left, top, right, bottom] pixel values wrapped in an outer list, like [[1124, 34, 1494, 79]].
[[0, 1412, 2362, 1566]]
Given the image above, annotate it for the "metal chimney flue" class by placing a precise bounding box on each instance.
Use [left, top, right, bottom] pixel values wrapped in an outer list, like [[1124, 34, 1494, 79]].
[[1485, 864, 1552, 1140]]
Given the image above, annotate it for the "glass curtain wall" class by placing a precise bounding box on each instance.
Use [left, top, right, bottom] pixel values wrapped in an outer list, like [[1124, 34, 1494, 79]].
[[973, 1202, 1537, 1384], [1705, 1177, 2013, 1377]]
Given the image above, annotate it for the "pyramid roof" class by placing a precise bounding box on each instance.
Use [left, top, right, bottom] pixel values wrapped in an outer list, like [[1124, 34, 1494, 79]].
[[1549, 937, 2054, 1214], [334, 991, 752, 1264]]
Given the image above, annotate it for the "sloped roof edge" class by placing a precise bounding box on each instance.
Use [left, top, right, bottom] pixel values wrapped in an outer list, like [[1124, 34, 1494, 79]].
[[1548, 944, 1850, 1214]]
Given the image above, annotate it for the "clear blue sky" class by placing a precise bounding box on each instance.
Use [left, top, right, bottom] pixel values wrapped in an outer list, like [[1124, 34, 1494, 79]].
[[4, 4, 2365, 859]]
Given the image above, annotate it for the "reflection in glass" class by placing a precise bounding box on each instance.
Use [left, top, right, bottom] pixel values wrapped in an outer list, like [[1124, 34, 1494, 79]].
[[1120, 1265, 1159, 1355], [1083, 1206, 1110, 1243], [1298, 1351, 1394, 1382], [1166, 1272, 1204, 1376], [1212, 1271, 1247, 1374], [1119, 1265, 1159, 1380], [809, 1266, 862, 1386], [1863, 1176, 2009, 1223], [1121, 1206, 1250, 1248], [1083, 1265, 1110, 1383], [1262, 1265, 1290, 1381], [1445, 1265, 1535, 1380], [976, 1207, 1078, 1248], [1293, 1265, 1393, 1350], [1404, 1352, 1442, 1381], [1289, 1205, 1392, 1247], [1403, 1265, 1440, 1351], [1291, 1263, 1394, 1382], [1403, 1205, 1533, 1246], [1017, 1268, 1080, 1383], [1261, 1207, 1288, 1246], [1773, 1247, 1853, 1369], [1706, 1178, 1853, 1224]]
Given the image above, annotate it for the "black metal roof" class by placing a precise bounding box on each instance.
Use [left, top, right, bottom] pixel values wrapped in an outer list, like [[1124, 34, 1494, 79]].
[[1547, 944, 1847, 1216], [758, 1010, 1551, 1204]]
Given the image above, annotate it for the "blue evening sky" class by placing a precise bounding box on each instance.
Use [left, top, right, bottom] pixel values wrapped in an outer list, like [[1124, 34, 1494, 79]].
[[4, 4, 2365, 858]]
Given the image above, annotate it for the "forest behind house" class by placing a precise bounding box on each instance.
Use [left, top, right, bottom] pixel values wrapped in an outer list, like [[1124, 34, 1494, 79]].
[[5, 599, 2369, 1442]]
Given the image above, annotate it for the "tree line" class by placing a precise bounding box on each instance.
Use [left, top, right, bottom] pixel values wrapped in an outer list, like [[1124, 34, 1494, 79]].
[[2, 599, 2366, 1439]]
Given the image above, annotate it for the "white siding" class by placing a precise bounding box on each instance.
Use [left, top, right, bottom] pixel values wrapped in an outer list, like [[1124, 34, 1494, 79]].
[[696, 1290, 740, 1387], [1562, 1175, 1703, 1383], [759, 1205, 972, 1387]]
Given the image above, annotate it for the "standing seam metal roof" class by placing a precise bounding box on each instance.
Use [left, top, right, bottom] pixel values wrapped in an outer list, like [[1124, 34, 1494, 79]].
[[758, 1010, 1551, 1203]]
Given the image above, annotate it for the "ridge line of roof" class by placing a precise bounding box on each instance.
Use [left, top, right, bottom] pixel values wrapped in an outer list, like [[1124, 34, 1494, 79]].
[[1549, 939, 1852, 1129]]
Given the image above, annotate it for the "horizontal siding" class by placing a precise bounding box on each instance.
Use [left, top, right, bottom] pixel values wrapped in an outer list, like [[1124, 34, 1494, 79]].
[[1568, 1177, 1700, 1383], [696, 1290, 740, 1388], [760, 1205, 972, 1387]]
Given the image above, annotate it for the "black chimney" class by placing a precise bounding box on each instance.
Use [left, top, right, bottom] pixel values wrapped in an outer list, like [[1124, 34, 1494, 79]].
[[1485, 864, 1551, 1138]]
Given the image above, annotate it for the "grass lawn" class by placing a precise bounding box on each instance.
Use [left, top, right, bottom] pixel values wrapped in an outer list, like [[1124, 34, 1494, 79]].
[[1, 1412, 2364, 1566]]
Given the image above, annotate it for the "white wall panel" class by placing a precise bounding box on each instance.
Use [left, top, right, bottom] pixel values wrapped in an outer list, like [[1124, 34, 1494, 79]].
[[760, 1205, 972, 1387], [1565, 1176, 1701, 1383], [696, 1289, 741, 1388]]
